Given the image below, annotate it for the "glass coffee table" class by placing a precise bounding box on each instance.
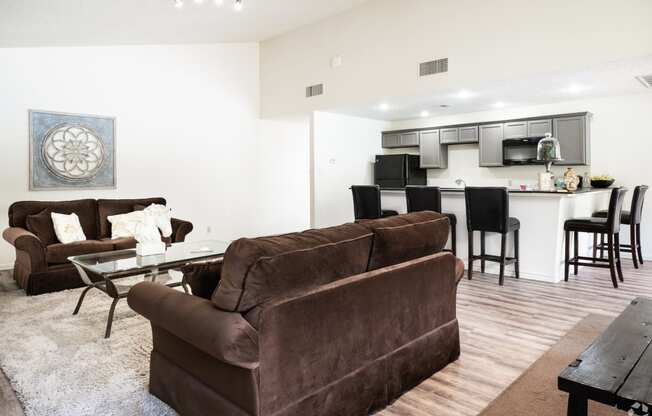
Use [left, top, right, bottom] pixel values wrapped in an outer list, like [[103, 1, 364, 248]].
[[68, 240, 230, 338]]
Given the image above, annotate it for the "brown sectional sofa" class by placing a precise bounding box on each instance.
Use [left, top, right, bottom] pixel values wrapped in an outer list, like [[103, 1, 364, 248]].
[[129, 211, 464, 416], [3, 198, 193, 295]]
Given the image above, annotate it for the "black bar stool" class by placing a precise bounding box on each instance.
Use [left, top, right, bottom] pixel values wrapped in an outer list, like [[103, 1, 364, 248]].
[[592, 185, 648, 268], [351, 185, 399, 220], [465, 187, 520, 286], [564, 187, 628, 288], [405, 186, 457, 255]]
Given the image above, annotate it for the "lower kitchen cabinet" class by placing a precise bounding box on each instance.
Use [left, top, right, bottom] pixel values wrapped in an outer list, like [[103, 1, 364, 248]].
[[419, 130, 447, 169]]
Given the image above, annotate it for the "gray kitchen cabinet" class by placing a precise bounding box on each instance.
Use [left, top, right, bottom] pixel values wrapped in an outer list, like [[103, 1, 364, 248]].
[[419, 130, 447, 169], [440, 128, 459, 144], [400, 132, 420, 147], [382, 133, 400, 148], [459, 126, 479, 143], [553, 116, 589, 165], [528, 119, 552, 137], [479, 124, 504, 167], [503, 121, 528, 139]]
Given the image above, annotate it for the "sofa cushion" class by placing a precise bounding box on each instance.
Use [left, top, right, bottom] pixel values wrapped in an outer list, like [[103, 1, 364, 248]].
[[97, 198, 166, 239], [46, 240, 116, 265], [357, 210, 445, 230], [367, 217, 450, 270], [213, 222, 372, 312], [9, 199, 98, 239], [105, 237, 137, 250], [25, 209, 58, 246]]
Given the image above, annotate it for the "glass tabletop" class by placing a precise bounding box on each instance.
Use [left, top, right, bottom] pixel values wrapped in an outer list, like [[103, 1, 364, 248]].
[[68, 240, 230, 277]]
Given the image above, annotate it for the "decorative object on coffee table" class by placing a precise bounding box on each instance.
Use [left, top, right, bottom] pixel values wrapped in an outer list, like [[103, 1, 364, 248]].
[[69, 240, 229, 338], [134, 204, 172, 256], [558, 297, 652, 416], [29, 110, 116, 190]]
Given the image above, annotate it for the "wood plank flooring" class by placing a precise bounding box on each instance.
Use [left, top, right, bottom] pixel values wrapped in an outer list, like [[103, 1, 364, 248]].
[[1, 262, 650, 416]]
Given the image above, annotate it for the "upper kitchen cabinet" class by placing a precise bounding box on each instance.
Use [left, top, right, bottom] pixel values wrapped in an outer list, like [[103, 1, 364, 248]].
[[528, 119, 552, 137], [459, 126, 479, 143], [382, 131, 419, 148], [553, 115, 590, 165], [440, 128, 459, 144], [503, 121, 528, 139], [419, 130, 447, 169], [479, 124, 504, 167]]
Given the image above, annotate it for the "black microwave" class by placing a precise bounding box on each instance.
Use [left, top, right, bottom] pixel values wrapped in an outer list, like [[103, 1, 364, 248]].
[[503, 137, 544, 165]]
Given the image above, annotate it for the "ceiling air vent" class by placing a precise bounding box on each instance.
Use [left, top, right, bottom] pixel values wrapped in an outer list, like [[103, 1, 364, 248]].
[[306, 83, 324, 98], [419, 58, 448, 77], [636, 75, 652, 88]]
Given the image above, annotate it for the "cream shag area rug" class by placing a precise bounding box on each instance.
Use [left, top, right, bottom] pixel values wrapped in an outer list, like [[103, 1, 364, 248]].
[[0, 273, 178, 416]]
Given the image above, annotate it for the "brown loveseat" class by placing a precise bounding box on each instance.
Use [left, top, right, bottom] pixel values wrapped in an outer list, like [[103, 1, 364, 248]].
[[129, 211, 464, 416], [3, 198, 193, 295]]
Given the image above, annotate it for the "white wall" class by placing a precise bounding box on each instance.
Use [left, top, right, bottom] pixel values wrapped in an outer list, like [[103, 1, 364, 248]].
[[0, 43, 263, 267], [388, 92, 652, 257], [312, 112, 389, 227], [260, 0, 652, 118], [255, 116, 311, 236]]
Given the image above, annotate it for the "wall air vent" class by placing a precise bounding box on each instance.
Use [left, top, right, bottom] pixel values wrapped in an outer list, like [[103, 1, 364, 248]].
[[419, 58, 448, 77], [306, 83, 324, 98], [636, 75, 652, 88]]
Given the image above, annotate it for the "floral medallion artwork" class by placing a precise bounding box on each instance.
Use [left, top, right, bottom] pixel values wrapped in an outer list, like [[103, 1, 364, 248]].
[[29, 110, 116, 190]]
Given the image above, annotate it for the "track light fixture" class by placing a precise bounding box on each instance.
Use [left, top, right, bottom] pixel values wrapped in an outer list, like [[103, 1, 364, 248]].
[[173, 0, 243, 10]]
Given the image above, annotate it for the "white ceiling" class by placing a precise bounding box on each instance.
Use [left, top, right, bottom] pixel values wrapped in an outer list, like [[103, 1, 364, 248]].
[[333, 56, 652, 122], [0, 0, 367, 47]]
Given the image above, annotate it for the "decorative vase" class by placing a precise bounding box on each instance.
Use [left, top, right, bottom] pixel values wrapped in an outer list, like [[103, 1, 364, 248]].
[[564, 168, 580, 191]]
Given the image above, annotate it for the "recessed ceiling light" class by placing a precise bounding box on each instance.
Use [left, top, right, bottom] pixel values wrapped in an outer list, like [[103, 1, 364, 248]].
[[456, 90, 473, 99], [378, 102, 390, 111], [174, 0, 184, 8], [234, 0, 243, 11], [420, 110, 430, 118], [214, 0, 223, 4], [565, 84, 587, 94], [493, 101, 505, 108]]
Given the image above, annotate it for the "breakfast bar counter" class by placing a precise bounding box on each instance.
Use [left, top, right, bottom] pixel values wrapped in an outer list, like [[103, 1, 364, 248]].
[[381, 188, 612, 283]]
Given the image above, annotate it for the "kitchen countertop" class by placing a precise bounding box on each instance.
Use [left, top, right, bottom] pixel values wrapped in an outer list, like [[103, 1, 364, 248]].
[[380, 187, 611, 195]]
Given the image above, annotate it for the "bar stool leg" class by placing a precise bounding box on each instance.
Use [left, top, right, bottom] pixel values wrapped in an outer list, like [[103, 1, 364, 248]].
[[630, 224, 639, 269], [615, 233, 624, 282], [607, 233, 618, 288], [468, 231, 474, 280], [600, 233, 605, 259], [636, 224, 644, 265], [514, 229, 520, 279], [573, 231, 579, 275], [480, 231, 486, 273], [592, 233, 598, 263], [565, 229, 571, 282], [499, 233, 506, 286], [451, 226, 457, 256]]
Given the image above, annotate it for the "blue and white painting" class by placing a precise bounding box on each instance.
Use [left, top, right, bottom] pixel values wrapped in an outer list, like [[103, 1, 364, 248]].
[[29, 110, 116, 190]]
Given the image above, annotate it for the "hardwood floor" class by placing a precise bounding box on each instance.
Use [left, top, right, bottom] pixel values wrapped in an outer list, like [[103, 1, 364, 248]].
[[381, 260, 652, 416], [0, 262, 650, 415]]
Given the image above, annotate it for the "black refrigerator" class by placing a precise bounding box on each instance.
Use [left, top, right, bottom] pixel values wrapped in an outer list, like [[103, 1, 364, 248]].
[[374, 154, 427, 189]]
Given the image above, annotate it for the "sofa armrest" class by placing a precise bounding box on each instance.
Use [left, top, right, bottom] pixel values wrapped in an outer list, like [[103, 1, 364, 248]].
[[2, 227, 47, 271], [171, 218, 193, 243], [257, 252, 459, 414], [127, 282, 258, 369]]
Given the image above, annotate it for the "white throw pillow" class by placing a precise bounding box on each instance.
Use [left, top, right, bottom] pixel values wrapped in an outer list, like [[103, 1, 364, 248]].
[[51, 213, 87, 244], [107, 210, 145, 239]]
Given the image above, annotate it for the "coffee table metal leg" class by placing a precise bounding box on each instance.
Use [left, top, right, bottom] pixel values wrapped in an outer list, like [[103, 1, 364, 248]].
[[73, 285, 94, 315], [105, 298, 119, 339], [567, 394, 588, 416]]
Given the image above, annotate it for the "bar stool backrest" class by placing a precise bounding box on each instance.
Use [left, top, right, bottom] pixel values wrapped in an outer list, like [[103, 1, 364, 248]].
[[606, 187, 629, 234], [631, 185, 649, 225], [351, 185, 382, 220], [464, 187, 509, 233], [405, 186, 442, 213]]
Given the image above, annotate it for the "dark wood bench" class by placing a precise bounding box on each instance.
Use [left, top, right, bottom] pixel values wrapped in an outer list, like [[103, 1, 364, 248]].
[[559, 297, 652, 416]]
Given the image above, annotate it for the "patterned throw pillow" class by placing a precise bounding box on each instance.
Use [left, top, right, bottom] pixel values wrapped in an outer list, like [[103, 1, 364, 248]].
[[50, 213, 87, 244], [107, 211, 146, 239]]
